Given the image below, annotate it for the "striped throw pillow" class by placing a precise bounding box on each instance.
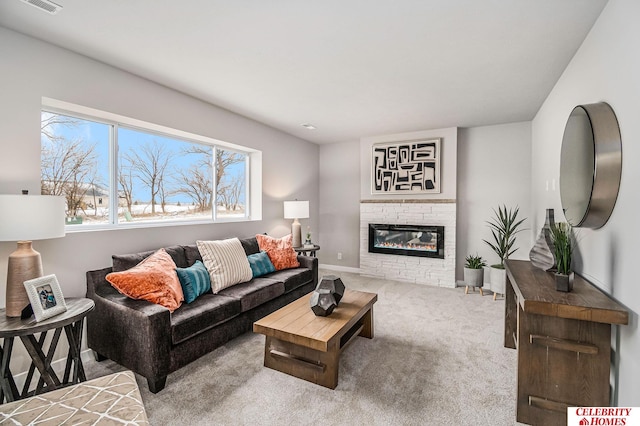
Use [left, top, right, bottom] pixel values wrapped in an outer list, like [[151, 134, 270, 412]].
[[196, 238, 253, 293], [175, 260, 211, 303]]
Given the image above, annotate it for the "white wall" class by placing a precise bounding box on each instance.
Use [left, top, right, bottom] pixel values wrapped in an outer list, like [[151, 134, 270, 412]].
[[531, 0, 639, 405], [457, 122, 532, 279], [318, 140, 360, 269], [0, 27, 319, 371]]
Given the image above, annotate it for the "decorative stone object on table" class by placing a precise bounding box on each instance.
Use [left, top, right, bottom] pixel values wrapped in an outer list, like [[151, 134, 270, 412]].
[[316, 275, 345, 304], [529, 208, 556, 271], [309, 289, 337, 316]]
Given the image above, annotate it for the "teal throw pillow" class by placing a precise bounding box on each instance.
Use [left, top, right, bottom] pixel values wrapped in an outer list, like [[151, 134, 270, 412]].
[[176, 260, 211, 303], [247, 251, 276, 278]]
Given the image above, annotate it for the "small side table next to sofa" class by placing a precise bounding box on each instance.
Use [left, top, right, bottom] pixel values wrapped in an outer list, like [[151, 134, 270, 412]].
[[0, 298, 94, 403], [294, 244, 320, 257]]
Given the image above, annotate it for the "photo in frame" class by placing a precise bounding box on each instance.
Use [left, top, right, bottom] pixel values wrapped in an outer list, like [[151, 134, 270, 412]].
[[372, 138, 441, 194], [23, 274, 67, 322]]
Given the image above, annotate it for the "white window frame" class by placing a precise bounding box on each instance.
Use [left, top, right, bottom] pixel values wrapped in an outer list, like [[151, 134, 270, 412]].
[[42, 97, 262, 232]]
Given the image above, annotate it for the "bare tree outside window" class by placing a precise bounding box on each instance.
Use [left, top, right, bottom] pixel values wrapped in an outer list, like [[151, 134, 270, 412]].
[[41, 112, 107, 223], [216, 149, 246, 217], [174, 144, 213, 213], [121, 140, 172, 215]]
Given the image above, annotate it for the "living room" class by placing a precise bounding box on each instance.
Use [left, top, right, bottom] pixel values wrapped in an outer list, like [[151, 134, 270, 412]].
[[0, 0, 638, 424]]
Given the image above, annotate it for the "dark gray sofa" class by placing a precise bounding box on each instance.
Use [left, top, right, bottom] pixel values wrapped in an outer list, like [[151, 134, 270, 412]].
[[85, 238, 318, 393]]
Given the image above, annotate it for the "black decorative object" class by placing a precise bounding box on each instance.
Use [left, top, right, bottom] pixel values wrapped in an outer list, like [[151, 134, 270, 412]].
[[529, 209, 556, 271], [317, 275, 345, 304], [310, 289, 337, 316]]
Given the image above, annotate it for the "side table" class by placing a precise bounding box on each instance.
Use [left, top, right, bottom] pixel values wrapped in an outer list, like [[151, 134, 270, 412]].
[[294, 244, 320, 257], [0, 297, 95, 403]]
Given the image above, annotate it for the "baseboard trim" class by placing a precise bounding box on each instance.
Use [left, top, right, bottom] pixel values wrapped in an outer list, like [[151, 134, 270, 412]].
[[10, 349, 95, 391], [319, 264, 362, 274]]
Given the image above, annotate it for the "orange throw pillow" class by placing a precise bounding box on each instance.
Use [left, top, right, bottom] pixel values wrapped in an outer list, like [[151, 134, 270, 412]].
[[255, 234, 300, 271], [106, 248, 184, 312]]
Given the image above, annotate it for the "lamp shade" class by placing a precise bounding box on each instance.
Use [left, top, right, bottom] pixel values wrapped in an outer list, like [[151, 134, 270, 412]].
[[283, 200, 309, 219], [0, 195, 66, 241]]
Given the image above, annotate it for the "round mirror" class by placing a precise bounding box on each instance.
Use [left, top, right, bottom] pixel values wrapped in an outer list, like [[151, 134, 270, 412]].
[[559, 102, 622, 228]]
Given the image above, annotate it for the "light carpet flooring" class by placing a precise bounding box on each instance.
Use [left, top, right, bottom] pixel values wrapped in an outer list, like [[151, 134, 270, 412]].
[[85, 270, 522, 425]]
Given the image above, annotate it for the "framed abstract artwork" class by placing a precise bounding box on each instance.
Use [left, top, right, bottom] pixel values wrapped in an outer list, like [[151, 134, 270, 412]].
[[372, 138, 441, 194]]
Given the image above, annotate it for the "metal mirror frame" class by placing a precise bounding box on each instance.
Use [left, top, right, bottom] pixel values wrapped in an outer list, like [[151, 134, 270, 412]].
[[560, 102, 622, 229]]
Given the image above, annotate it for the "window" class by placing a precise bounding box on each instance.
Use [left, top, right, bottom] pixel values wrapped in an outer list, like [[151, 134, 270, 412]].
[[41, 108, 254, 229]]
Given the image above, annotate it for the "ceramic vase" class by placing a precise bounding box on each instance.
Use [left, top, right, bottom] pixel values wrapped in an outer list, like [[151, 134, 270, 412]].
[[529, 208, 556, 271]]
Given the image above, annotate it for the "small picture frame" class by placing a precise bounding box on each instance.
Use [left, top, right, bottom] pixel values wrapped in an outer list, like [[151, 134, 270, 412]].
[[23, 274, 67, 322]]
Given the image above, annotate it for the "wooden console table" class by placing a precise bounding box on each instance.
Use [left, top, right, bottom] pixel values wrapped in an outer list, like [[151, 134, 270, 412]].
[[504, 260, 628, 426]]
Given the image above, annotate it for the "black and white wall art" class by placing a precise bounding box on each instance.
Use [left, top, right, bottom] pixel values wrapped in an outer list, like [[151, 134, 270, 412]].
[[372, 139, 441, 194]]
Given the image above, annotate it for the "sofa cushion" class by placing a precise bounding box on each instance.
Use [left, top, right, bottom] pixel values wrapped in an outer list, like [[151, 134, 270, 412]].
[[217, 277, 285, 312], [176, 260, 211, 303], [264, 267, 314, 293], [247, 251, 276, 278], [255, 234, 300, 271], [113, 245, 188, 272], [182, 244, 202, 267], [197, 238, 253, 293], [170, 294, 241, 345], [240, 237, 260, 256], [106, 248, 184, 312]]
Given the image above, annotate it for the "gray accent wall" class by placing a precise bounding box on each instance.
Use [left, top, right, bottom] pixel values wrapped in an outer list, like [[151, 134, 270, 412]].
[[457, 122, 532, 279], [318, 140, 360, 269], [531, 0, 639, 405]]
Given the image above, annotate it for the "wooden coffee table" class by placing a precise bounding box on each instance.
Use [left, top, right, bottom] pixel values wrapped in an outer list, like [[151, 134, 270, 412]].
[[253, 289, 377, 389]]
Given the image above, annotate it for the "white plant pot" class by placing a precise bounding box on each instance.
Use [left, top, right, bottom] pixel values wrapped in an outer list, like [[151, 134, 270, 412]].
[[463, 268, 484, 287], [489, 266, 506, 295]]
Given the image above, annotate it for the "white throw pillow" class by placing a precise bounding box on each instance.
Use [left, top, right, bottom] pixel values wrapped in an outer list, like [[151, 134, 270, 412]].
[[196, 238, 253, 293]]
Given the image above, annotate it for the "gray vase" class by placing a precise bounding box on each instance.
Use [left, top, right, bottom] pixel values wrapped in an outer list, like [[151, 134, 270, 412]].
[[529, 208, 556, 271]]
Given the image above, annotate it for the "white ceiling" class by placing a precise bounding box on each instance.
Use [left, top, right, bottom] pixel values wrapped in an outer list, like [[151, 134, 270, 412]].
[[0, 0, 607, 144]]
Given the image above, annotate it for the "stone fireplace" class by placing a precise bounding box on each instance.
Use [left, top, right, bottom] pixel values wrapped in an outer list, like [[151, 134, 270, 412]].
[[360, 200, 456, 287]]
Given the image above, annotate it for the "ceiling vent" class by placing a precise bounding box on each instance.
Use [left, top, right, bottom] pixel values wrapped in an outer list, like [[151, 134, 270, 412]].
[[19, 0, 63, 15]]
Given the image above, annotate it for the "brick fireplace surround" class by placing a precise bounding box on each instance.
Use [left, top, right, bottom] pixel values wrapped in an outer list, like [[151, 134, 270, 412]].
[[359, 200, 456, 287]]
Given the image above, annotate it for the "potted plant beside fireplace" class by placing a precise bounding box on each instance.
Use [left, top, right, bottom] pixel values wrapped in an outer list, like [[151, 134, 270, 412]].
[[464, 254, 486, 295], [483, 205, 526, 300]]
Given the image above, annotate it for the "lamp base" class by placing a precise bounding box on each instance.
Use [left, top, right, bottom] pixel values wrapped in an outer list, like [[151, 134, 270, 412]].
[[291, 219, 302, 248], [6, 241, 42, 318]]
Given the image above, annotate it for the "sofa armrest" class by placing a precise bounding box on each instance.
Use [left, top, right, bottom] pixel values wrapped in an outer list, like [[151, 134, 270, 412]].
[[297, 255, 319, 287], [86, 268, 172, 381]]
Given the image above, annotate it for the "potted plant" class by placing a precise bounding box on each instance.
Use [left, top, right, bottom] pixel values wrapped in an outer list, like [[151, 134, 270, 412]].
[[464, 254, 487, 294], [483, 205, 526, 299], [550, 222, 573, 292]]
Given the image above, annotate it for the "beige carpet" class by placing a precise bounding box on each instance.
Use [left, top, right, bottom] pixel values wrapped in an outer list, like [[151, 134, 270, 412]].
[[85, 270, 521, 425]]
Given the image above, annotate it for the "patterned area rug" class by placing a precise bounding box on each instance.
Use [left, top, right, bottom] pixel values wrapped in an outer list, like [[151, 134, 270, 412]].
[[0, 370, 149, 425]]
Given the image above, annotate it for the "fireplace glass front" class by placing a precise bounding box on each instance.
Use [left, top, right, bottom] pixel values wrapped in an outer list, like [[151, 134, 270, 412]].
[[368, 223, 444, 259]]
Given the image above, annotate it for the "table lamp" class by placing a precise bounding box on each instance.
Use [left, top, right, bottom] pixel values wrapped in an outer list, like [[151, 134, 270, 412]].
[[0, 194, 66, 317], [283, 200, 309, 248]]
